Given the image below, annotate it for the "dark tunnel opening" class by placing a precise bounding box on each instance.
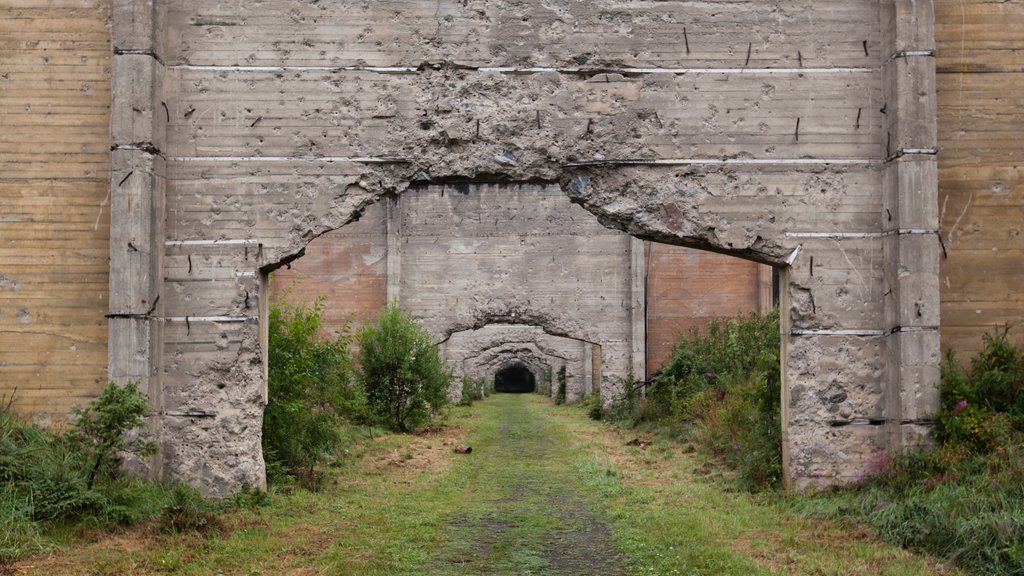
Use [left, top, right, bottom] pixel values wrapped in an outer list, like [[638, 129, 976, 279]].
[[494, 363, 537, 394]]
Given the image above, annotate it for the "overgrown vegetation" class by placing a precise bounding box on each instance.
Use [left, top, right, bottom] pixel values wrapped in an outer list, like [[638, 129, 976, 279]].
[[600, 310, 783, 491], [554, 365, 568, 405], [793, 327, 1024, 576], [0, 383, 237, 563], [357, 301, 452, 432], [264, 296, 453, 487], [537, 366, 552, 397], [459, 374, 489, 406], [263, 296, 365, 488]]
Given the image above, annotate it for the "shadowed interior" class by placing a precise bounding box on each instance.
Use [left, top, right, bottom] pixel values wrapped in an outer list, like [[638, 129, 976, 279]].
[[494, 364, 537, 394]]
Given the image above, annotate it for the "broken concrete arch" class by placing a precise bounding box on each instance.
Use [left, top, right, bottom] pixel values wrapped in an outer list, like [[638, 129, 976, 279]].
[[109, 0, 940, 495]]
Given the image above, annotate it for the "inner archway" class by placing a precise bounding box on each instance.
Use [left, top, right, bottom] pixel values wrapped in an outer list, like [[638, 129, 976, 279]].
[[494, 363, 537, 394]]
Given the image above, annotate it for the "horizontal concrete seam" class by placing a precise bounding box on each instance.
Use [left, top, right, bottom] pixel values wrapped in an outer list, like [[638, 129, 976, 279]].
[[171, 64, 877, 75], [785, 229, 938, 239], [164, 316, 256, 323], [565, 158, 881, 167], [165, 239, 259, 246], [113, 143, 160, 154], [828, 418, 935, 427], [167, 156, 409, 163], [792, 326, 939, 338], [888, 50, 936, 62], [791, 329, 886, 337], [479, 66, 876, 75], [164, 411, 216, 418], [113, 48, 165, 65], [891, 326, 940, 333], [167, 156, 881, 166], [885, 148, 938, 163]]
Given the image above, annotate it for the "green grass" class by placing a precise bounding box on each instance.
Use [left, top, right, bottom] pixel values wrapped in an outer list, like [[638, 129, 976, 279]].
[[14, 395, 955, 575]]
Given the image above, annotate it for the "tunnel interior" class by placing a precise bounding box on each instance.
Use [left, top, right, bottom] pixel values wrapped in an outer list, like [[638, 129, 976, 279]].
[[494, 363, 537, 394]]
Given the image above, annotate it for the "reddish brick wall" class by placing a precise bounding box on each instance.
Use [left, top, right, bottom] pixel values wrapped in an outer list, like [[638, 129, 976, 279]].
[[645, 244, 771, 378], [269, 202, 388, 338]]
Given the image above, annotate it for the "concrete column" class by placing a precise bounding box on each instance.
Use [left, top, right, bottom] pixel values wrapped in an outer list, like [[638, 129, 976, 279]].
[[881, 0, 941, 450], [386, 194, 402, 303], [108, 0, 167, 479], [582, 342, 593, 397], [108, 2, 166, 401], [630, 238, 647, 383], [757, 264, 775, 314]]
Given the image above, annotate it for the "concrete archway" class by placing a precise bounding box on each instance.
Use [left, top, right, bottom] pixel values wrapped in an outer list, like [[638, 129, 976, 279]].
[[108, 0, 939, 495]]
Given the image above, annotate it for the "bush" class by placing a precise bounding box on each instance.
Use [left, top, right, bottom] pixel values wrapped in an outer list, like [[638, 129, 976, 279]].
[[358, 302, 452, 432], [936, 327, 1024, 450], [0, 386, 250, 562], [263, 296, 365, 488], [554, 366, 567, 405], [66, 381, 155, 491], [640, 309, 782, 490], [537, 366, 552, 397], [458, 375, 487, 406]]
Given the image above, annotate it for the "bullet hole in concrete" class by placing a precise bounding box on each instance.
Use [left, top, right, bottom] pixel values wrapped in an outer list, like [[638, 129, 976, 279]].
[[494, 363, 536, 394]]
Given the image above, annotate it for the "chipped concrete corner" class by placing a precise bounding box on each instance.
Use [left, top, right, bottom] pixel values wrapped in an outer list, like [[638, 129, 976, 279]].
[[109, 0, 939, 495]]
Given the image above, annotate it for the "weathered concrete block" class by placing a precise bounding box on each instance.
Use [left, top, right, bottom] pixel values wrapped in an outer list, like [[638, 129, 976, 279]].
[[111, 54, 165, 148], [884, 55, 938, 154], [109, 150, 165, 314], [785, 421, 887, 490], [882, 155, 939, 232], [882, 0, 936, 57], [785, 334, 886, 424], [883, 233, 941, 329], [113, 0, 157, 53], [786, 239, 886, 331]]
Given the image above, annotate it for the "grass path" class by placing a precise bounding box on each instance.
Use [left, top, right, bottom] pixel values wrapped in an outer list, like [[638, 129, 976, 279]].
[[15, 395, 957, 575]]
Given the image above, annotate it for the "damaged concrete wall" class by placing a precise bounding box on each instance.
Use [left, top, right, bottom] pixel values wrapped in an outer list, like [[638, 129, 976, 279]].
[[0, 0, 112, 423], [101, 0, 941, 495], [399, 183, 634, 397]]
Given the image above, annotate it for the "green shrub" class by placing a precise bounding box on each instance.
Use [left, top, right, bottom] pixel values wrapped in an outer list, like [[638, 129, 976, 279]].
[[554, 366, 567, 405], [642, 309, 782, 490], [587, 391, 603, 421], [0, 387, 252, 562], [936, 327, 1024, 450], [66, 381, 155, 491], [358, 302, 452, 432], [537, 366, 552, 397], [263, 296, 365, 488], [458, 374, 486, 406]]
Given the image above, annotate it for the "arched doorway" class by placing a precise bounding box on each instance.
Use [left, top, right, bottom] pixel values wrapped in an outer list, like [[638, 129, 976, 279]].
[[494, 363, 537, 394]]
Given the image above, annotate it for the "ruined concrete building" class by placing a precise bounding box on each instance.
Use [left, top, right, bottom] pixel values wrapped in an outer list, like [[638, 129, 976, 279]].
[[1, 0, 1021, 495]]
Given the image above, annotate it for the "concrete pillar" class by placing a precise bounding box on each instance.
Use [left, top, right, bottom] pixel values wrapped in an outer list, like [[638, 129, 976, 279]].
[[582, 342, 593, 397], [757, 265, 775, 314], [630, 237, 647, 383], [108, 0, 167, 478], [386, 194, 402, 303], [881, 0, 941, 449]]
